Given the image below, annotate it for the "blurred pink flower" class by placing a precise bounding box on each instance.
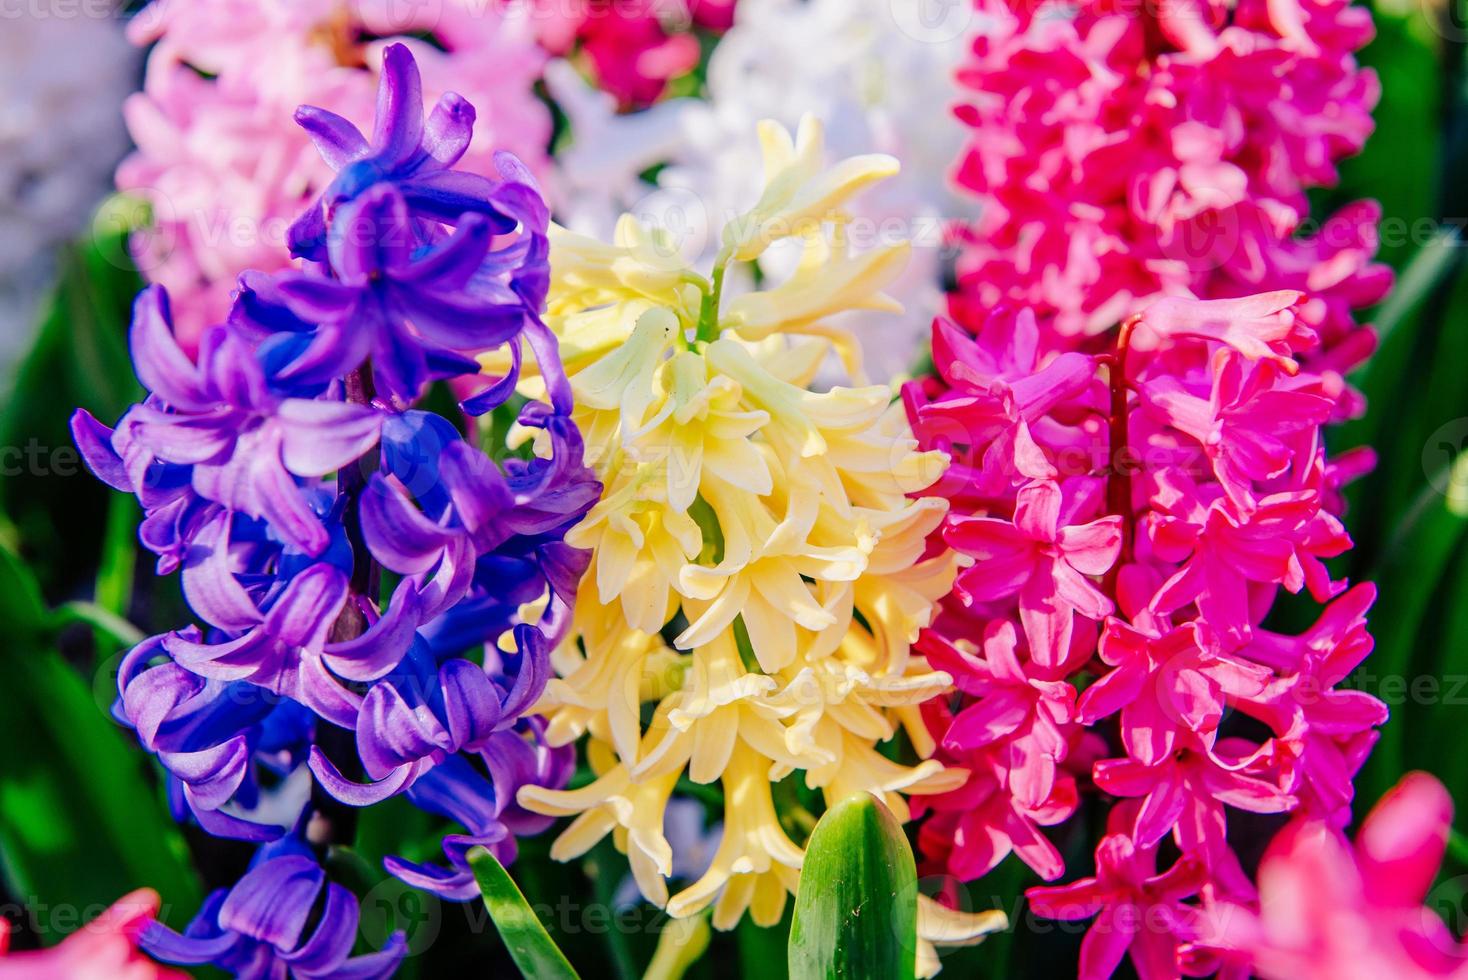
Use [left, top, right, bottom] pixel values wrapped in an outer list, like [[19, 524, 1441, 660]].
[[0, 889, 185, 980], [1199, 772, 1468, 979]]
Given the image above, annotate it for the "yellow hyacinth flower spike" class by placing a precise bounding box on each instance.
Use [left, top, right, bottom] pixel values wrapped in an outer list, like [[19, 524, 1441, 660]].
[[510, 116, 1003, 972]]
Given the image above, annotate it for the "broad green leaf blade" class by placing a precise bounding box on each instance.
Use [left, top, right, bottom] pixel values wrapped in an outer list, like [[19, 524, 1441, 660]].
[[0, 540, 47, 633], [0, 646, 201, 929], [0, 220, 144, 601], [1358, 454, 1468, 803], [788, 793, 917, 980], [0, 541, 199, 931], [468, 846, 580, 980]]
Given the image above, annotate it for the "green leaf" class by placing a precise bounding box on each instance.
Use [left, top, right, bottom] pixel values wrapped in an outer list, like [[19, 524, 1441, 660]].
[[0, 539, 48, 634], [0, 644, 200, 931], [738, 904, 791, 980], [1365, 229, 1460, 356], [0, 540, 199, 932], [469, 845, 580, 980], [52, 600, 145, 649], [788, 793, 918, 980], [0, 216, 145, 600], [1357, 453, 1468, 802], [95, 493, 140, 619]]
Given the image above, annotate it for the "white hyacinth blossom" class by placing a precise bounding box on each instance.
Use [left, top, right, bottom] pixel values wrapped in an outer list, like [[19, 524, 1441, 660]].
[[547, 0, 976, 382]]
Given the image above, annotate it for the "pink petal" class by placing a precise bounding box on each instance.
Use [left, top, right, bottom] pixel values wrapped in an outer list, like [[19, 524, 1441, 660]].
[[945, 690, 1033, 750], [1027, 878, 1109, 921], [1014, 480, 1063, 541], [1058, 516, 1124, 576], [1077, 662, 1148, 724], [1020, 568, 1074, 669], [1078, 904, 1138, 980], [1122, 693, 1178, 768], [1356, 771, 1453, 908], [1053, 560, 1116, 621]]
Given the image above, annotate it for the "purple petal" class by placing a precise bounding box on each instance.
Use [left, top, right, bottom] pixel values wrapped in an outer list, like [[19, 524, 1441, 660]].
[[371, 43, 426, 170], [140, 919, 242, 965], [422, 92, 476, 170], [323, 582, 422, 682], [383, 856, 479, 900], [330, 185, 414, 282], [128, 407, 237, 466], [395, 282, 526, 352], [190, 802, 287, 842], [288, 200, 329, 261], [438, 658, 503, 748], [163, 736, 251, 808], [275, 399, 382, 477], [122, 657, 198, 747], [460, 338, 522, 417], [439, 441, 512, 541], [295, 105, 370, 170], [497, 624, 550, 723], [180, 513, 263, 632], [401, 170, 517, 229], [357, 681, 450, 775], [218, 853, 323, 949], [71, 410, 132, 491], [275, 321, 374, 388], [399, 213, 492, 289], [522, 316, 573, 415], [494, 151, 540, 192], [263, 562, 350, 650], [272, 271, 364, 322], [289, 654, 363, 730], [129, 287, 211, 410], [165, 630, 272, 683], [309, 746, 415, 806], [333, 932, 409, 980], [361, 473, 455, 574], [279, 881, 358, 972]]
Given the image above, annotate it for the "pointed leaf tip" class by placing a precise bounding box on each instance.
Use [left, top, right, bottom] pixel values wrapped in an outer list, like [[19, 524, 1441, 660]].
[[788, 793, 918, 980], [468, 846, 580, 980]]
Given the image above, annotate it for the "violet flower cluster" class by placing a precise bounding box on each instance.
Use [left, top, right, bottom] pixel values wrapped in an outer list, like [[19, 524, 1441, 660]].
[[904, 291, 1385, 976], [73, 44, 597, 976]]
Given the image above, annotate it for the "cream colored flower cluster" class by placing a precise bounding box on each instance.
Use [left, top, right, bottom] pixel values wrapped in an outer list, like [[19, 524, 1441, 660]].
[[500, 116, 996, 963]]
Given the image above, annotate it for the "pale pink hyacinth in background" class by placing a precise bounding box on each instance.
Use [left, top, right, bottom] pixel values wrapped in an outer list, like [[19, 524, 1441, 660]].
[[118, 0, 551, 348], [1200, 772, 1468, 979], [0, 888, 184, 980]]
